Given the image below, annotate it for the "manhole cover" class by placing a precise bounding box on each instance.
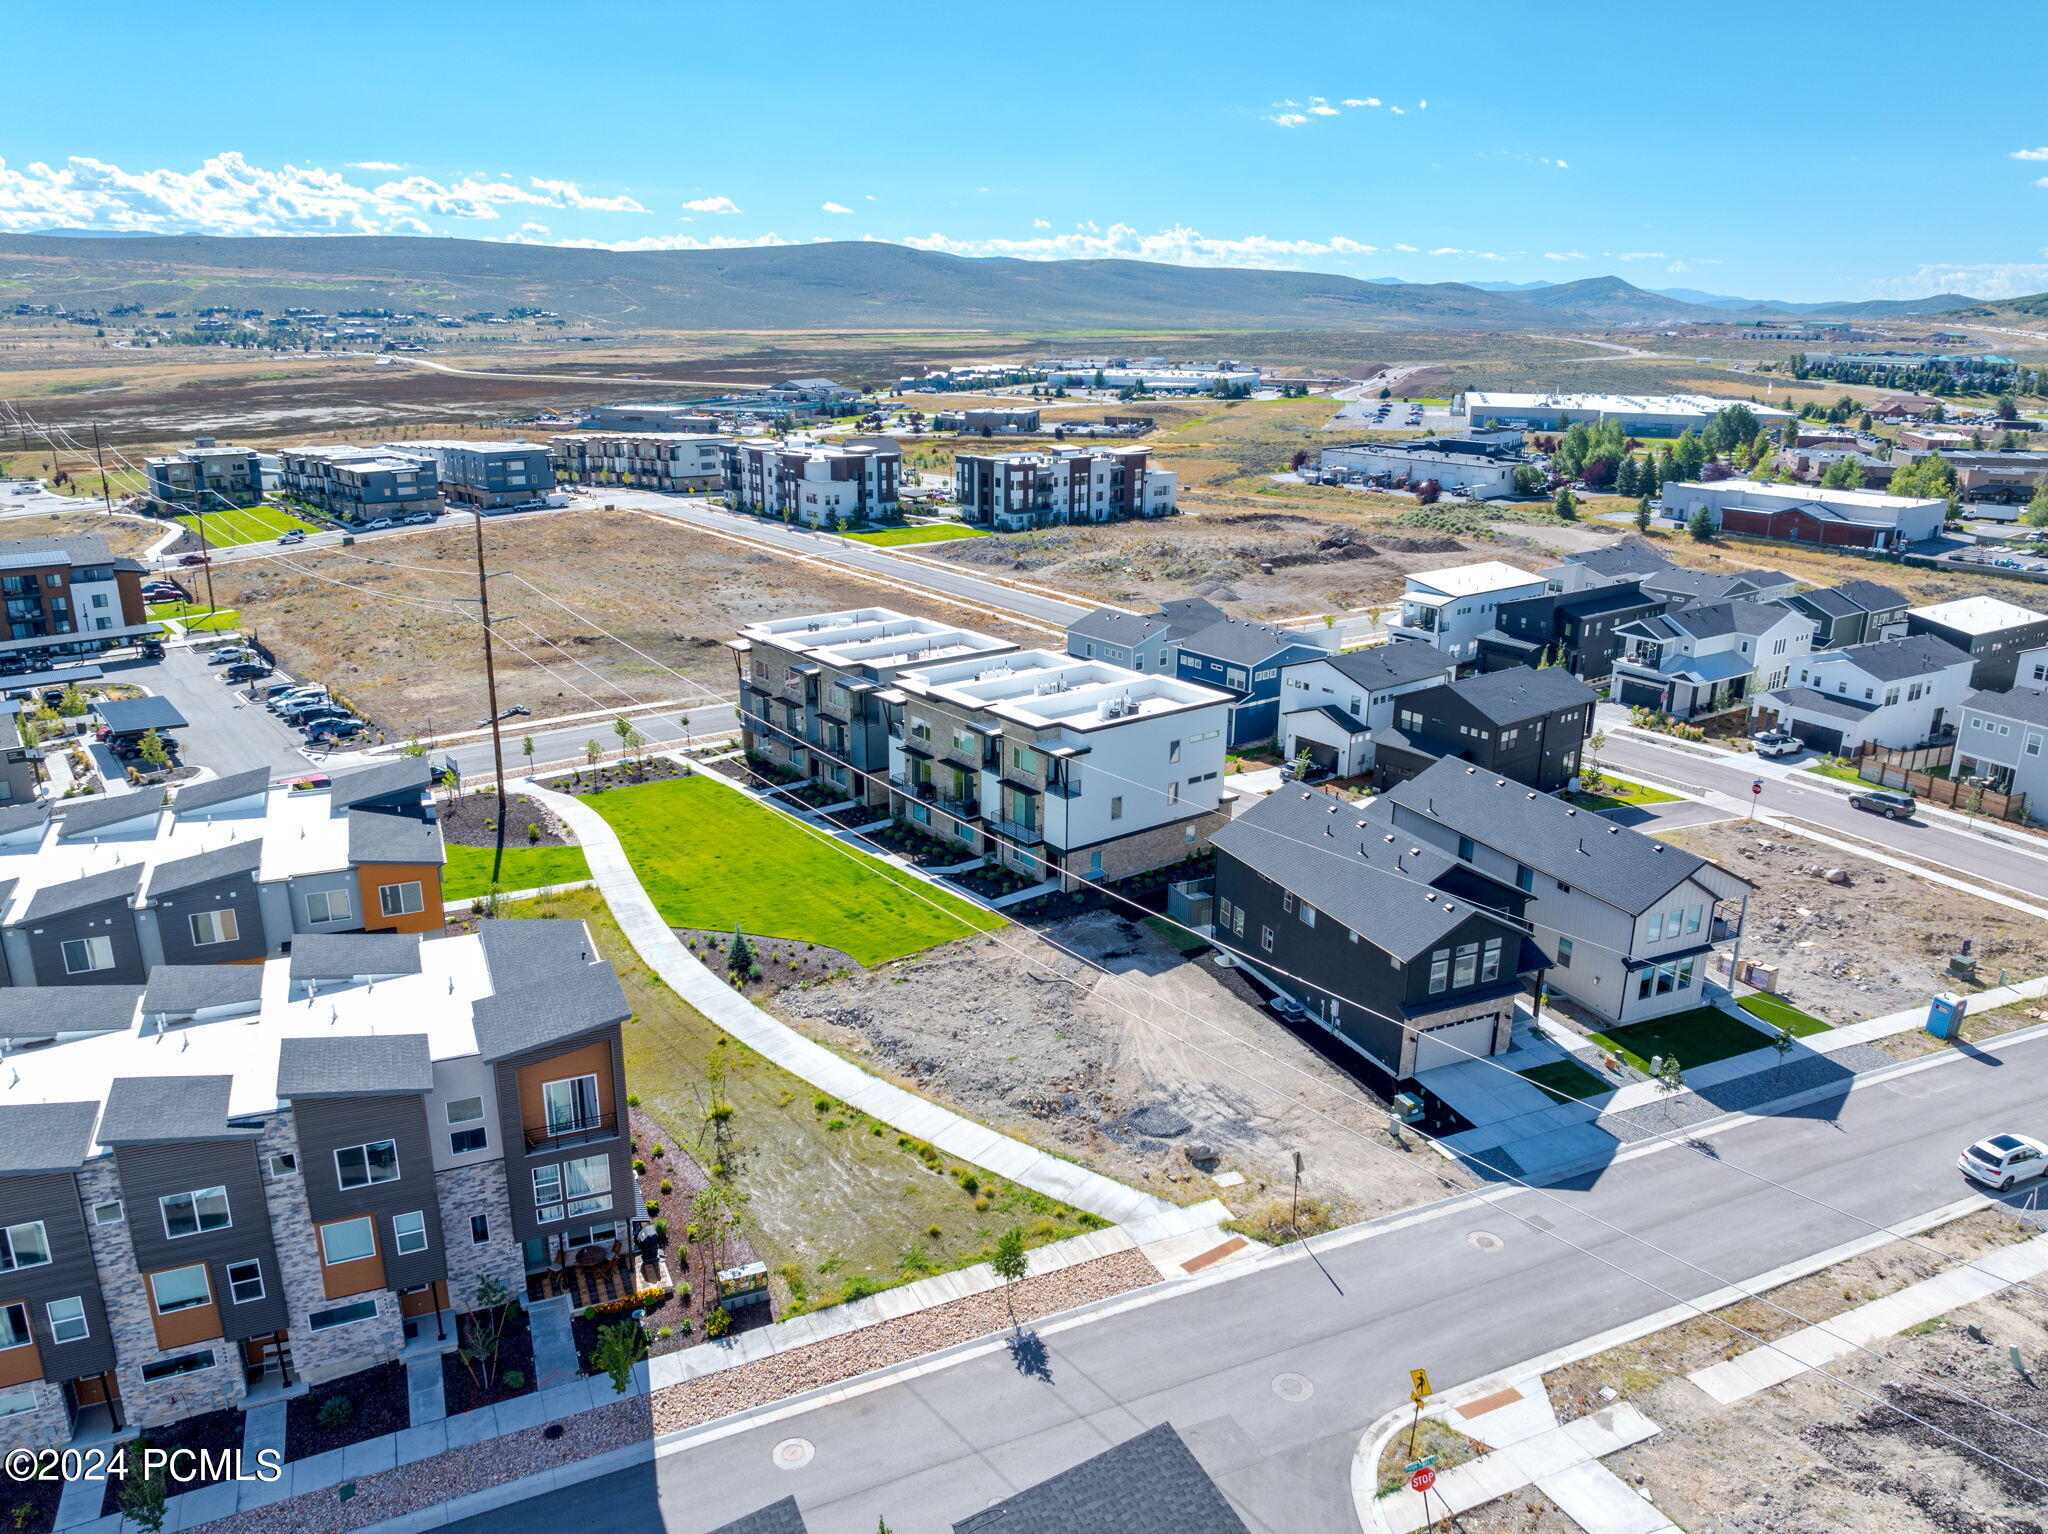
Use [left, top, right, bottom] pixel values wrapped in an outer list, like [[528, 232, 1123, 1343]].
[[1272, 1372, 1314, 1401], [1467, 1231, 1504, 1252], [772, 1438, 815, 1470]]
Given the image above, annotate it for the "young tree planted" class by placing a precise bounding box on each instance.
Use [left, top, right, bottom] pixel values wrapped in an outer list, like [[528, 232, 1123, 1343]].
[[990, 1226, 1029, 1328]]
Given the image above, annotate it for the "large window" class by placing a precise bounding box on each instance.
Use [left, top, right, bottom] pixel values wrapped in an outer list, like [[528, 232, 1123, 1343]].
[[541, 1075, 602, 1137], [1428, 949, 1450, 994], [310, 1301, 378, 1332], [378, 882, 425, 918], [0, 1221, 50, 1272], [305, 888, 352, 924], [160, 1186, 231, 1240], [1452, 942, 1480, 989], [393, 1211, 428, 1256], [46, 1297, 88, 1344], [446, 1097, 488, 1155], [149, 1264, 212, 1315], [187, 909, 239, 946], [59, 936, 114, 975], [533, 1154, 612, 1223], [334, 1140, 399, 1190], [319, 1217, 377, 1267], [1480, 937, 1503, 985], [140, 1351, 215, 1382], [0, 1304, 29, 1350]]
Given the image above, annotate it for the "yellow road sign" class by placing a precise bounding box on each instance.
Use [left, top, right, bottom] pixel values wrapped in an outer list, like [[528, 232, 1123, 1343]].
[[1409, 1368, 1432, 1401]]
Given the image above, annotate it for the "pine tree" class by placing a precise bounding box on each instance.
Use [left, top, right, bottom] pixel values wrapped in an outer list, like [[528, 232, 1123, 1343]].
[[1634, 496, 1653, 531], [1552, 486, 1578, 520], [726, 928, 755, 974], [1614, 455, 1637, 498]]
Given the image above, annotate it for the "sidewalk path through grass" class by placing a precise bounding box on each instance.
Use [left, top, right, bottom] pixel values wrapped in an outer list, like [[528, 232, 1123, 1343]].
[[524, 776, 1177, 1227]]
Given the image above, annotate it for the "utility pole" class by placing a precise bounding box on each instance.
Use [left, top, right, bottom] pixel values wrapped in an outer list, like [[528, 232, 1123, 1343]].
[[90, 423, 113, 515], [193, 504, 218, 618], [471, 508, 510, 886]]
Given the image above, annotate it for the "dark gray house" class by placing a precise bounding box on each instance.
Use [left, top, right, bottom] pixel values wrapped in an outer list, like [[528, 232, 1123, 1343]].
[[1478, 581, 1668, 681], [1907, 597, 2048, 692], [1374, 666, 1599, 793], [1781, 579, 1909, 650]]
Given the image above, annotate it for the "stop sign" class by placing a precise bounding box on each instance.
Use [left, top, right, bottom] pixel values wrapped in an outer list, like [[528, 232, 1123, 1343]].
[[1410, 1467, 1437, 1493]]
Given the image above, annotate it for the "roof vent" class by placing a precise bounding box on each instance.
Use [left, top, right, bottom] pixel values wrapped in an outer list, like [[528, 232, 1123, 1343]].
[[1565, 807, 1577, 816], [1424, 891, 1436, 901]]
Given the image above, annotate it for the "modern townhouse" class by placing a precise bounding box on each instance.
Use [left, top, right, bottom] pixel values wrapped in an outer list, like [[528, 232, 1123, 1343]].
[[1780, 579, 1911, 650], [1478, 581, 1667, 681], [1907, 597, 2048, 691], [0, 918, 634, 1451], [276, 447, 444, 525], [1276, 643, 1457, 779], [1609, 600, 1815, 718], [0, 709, 38, 806], [1063, 599, 1242, 677], [141, 443, 264, 513], [721, 437, 901, 527], [1637, 565, 1799, 608], [1169, 617, 1336, 748], [0, 535, 158, 673], [1210, 786, 1544, 1079], [954, 445, 1175, 530], [390, 440, 556, 510], [1314, 432, 1529, 500], [1956, 685, 2048, 809], [732, 609, 1017, 805], [1750, 633, 1975, 755], [550, 432, 724, 493], [1373, 666, 1599, 793], [0, 760, 441, 993], [934, 407, 1041, 434], [884, 649, 1235, 886], [1539, 542, 1678, 596], [1379, 759, 1753, 1027], [1387, 562, 1549, 664], [1659, 479, 1946, 552]]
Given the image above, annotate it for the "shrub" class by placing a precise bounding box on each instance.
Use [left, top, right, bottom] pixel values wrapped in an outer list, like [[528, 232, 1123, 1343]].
[[656, 1327, 674, 1340], [317, 1396, 354, 1430], [650, 1144, 666, 1158], [652, 1217, 668, 1239], [646, 1198, 660, 1214], [659, 1179, 673, 1194], [827, 1119, 846, 1131], [926, 1224, 943, 1239], [626, 1093, 640, 1107], [504, 1370, 526, 1391], [633, 1159, 647, 1174], [705, 1306, 731, 1339]]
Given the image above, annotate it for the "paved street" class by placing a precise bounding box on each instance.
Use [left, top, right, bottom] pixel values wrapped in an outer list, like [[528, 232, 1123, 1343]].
[[457, 1028, 2048, 1534]]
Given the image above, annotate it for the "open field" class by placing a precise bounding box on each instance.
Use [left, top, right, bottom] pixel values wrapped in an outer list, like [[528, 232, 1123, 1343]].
[[199, 506, 1050, 736], [579, 775, 1003, 965], [0, 509, 160, 557], [1656, 819, 2048, 1023]]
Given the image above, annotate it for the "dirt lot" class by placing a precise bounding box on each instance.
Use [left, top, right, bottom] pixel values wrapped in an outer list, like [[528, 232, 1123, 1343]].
[[202, 507, 1048, 736], [773, 909, 1462, 1227], [1655, 821, 2048, 1025], [1541, 1209, 2048, 1534], [0, 509, 162, 558]]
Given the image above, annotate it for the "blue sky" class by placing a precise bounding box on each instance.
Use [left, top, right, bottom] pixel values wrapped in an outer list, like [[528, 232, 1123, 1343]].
[[5, 0, 2046, 301]]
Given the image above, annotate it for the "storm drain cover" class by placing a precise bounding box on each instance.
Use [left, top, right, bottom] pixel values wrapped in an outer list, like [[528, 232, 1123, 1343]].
[[773, 1437, 815, 1470], [1271, 1372, 1314, 1401], [1467, 1231, 1504, 1252]]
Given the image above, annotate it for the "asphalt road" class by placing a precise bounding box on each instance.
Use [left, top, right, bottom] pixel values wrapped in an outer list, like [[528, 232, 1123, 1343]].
[[458, 1030, 2048, 1534]]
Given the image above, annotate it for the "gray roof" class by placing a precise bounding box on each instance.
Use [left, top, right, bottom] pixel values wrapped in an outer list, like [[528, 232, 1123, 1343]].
[[1765, 686, 1879, 722], [347, 809, 444, 866], [0, 1101, 103, 1175], [142, 965, 264, 1016], [52, 791, 162, 841], [277, 1033, 434, 1098], [1639, 568, 1759, 605], [289, 932, 424, 982], [1175, 617, 1318, 667], [1635, 601, 1793, 643], [21, 862, 144, 921], [1211, 787, 1478, 960], [1156, 597, 1228, 639], [709, 1500, 811, 1534], [951, 1424, 1251, 1534], [0, 985, 141, 1038], [1965, 686, 2048, 727], [1068, 608, 1171, 649], [0, 804, 49, 839], [328, 757, 432, 813], [477, 918, 598, 992], [97, 1074, 253, 1143], [146, 837, 263, 896], [470, 963, 630, 1063], [1312, 643, 1456, 693], [92, 696, 188, 735], [1831, 579, 1909, 613], [1434, 666, 1598, 725], [1382, 759, 1741, 915], [0, 534, 115, 567], [1831, 633, 1974, 682], [1565, 542, 1675, 578], [1292, 702, 1368, 734], [173, 767, 272, 814]]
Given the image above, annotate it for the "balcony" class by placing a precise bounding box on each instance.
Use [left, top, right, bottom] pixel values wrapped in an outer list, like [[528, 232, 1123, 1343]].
[[988, 817, 1044, 844], [525, 1110, 619, 1152]]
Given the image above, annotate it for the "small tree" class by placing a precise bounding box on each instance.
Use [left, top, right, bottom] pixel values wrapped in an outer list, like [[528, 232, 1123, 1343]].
[[1686, 507, 1714, 542], [135, 728, 171, 771], [521, 734, 536, 771], [592, 1319, 648, 1397], [614, 717, 648, 775], [458, 1273, 518, 1394], [2023, 480, 2048, 529], [990, 1226, 1029, 1327], [398, 737, 429, 758], [116, 1445, 167, 1534], [584, 738, 603, 769], [1654, 1056, 1687, 1129], [1633, 496, 1653, 532], [1551, 486, 1578, 520], [726, 927, 755, 975], [57, 684, 87, 718], [1770, 1026, 1796, 1083]]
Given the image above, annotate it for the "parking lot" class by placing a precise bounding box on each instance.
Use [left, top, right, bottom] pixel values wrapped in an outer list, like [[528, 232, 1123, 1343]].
[[100, 645, 314, 778]]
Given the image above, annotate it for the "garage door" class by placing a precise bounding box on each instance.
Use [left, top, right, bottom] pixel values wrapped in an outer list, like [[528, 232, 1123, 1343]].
[[1615, 676, 1669, 710], [1413, 1015, 1500, 1073], [1787, 718, 1844, 754], [1302, 739, 1339, 773]]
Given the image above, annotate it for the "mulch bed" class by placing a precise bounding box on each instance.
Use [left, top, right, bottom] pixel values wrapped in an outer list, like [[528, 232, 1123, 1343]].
[[864, 820, 974, 868], [283, 1361, 411, 1464], [98, 1405, 246, 1511], [673, 927, 860, 997], [440, 1308, 538, 1416], [1, 1460, 62, 1531], [818, 802, 889, 829], [538, 757, 689, 797], [437, 791, 573, 848]]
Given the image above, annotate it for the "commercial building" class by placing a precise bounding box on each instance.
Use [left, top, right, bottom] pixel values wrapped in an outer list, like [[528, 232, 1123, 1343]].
[[1907, 597, 2048, 691], [0, 535, 157, 670], [1894, 449, 2048, 510], [955, 446, 1174, 530], [0, 917, 633, 1451], [1387, 562, 1549, 663], [722, 438, 901, 527], [1454, 392, 1793, 435], [1276, 644, 1457, 779], [1750, 634, 1976, 755], [276, 447, 444, 525], [1780, 580, 1910, 650], [142, 443, 264, 513], [579, 403, 723, 433], [934, 407, 1041, 435], [1659, 479, 1947, 552], [1040, 365, 1262, 394], [1313, 432, 1529, 500], [1610, 602, 1815, 718], [388, 441, 555, 510], [550, 432, 723, 494], [1373, 666, 1599, 793]]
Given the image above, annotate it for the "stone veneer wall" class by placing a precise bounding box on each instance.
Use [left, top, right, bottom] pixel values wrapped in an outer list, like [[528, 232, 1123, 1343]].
[[74, 1159, 247, 1432], [0, 1377, 70, 1455], [434, 1160, 526, 1311]]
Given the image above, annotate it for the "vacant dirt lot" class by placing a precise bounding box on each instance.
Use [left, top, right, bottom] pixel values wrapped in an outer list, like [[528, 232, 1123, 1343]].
[[774, 909, 1461, 1225], [203, 507, 1048, 736], [0, 509, 162, 558], [1655, 821, 2048, 1024]]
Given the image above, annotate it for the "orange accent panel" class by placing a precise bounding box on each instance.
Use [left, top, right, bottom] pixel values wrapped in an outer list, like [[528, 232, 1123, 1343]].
[[316, 1219, 386, 1300], [145, 1275, 223, 1353], [355, 861, 445, 935], [0, 1320, 41, 1389], [516, 1038, 616, 1137]]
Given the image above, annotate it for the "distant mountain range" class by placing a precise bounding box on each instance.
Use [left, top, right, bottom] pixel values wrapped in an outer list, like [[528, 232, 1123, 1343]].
[[0, 232, 1998, 333]]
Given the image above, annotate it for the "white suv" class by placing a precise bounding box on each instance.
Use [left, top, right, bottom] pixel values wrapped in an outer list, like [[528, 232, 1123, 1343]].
[[1959, 1133, 2048, 1191]]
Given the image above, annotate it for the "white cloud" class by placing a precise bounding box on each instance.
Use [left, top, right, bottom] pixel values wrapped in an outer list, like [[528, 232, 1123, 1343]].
[[1393, 243, 1417, 252], [1388, 106, 1406, 115], [865, 194, 876, 201], [821, 201, 853, 214], [517, 222, 551, 237], [1554, 160, 1568, 170], [1418, 99, 1428, 110], [1867, 260, 2048, 300], [1344, 97, 1380, 107], [1614, 251, 1669, 261], [681, 195, 741, 214], [1032, 218, 1052, 228], [901, 222, 1380, 269], [1542, 250, 1587, 261], [348, 160, 406, 171], [1267, 112, 1309, 127], [527, 178, 647, 214], [2011, 147, 2048, 161]]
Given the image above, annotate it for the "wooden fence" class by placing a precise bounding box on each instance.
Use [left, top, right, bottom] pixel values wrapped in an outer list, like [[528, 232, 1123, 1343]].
[[1857, 744, 2029, 821]]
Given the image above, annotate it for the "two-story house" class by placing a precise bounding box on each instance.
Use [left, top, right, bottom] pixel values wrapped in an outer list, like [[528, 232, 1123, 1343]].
[[1609, 601, 1815, 718], [1276, 643, 1457, 779], [1387, 563, 1548, 664], [1374, 667, 1599, 793], [1780, 580, 1911, 650], [1170, 617, 1336, 747], [1539, 542, 1677, 595], [1477, 581, 1668, 681], [1064, 598, 1228, 675], [1907, 597, 2048, 692], [1750, 633, 1975, 755], [1637, 566, 1799, 608], [1379, 760, 1753, 1026], [1210, 786, 1545, 1079], [1956, 682, 2048, 811], [0, 919, 633, 1453]]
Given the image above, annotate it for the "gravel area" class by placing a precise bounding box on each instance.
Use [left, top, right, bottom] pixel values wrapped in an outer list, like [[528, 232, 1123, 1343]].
[[1596, 1043, 1896, 1143], [437, 790, 573, 848]]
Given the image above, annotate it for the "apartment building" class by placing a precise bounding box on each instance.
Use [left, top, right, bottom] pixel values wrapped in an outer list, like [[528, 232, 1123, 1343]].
[[0, 760, 441, 996], [0, 535, 157, 670], [550, 432, 723, 493], [0, 918, 632, 1450], [732, 609, 1016, 804], [1908, 597, 2048, 691], [389, 441, 556, 510], [955, 445, 1175, 530], [885, 649, 1235, 886], [1751, 634, 1975, 755], [1387, 562, 1549, 663], [721, 438, 901, 527], [1610, 601, 1814, 718], [1660, 479, 1946, 551], [141, 443, 264, 512], [276, 447, 444, 525], [1379, 759, 1753, 1027]]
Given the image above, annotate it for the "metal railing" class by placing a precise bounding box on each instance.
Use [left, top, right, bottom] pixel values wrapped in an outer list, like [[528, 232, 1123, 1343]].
[[525, 1110, 618, 1152]]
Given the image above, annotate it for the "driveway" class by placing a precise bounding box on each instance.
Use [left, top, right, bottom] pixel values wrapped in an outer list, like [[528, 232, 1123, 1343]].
[[102, 647, 311, 778]]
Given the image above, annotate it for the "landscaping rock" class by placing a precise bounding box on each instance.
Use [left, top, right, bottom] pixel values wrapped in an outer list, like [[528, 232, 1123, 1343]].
[[1123, 1103, 1192, 1139]]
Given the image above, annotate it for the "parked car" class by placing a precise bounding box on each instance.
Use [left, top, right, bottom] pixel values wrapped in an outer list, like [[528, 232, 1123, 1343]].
[[279, 699, 343, 721], [363, 518, 396, 530], [142, 583, 185, 600], [220, 663, 272, 682], [1958, 1133, 2048, 1191], [177, 552, 211, 566], [206, 646, 253, 664], [404, 512, 436, 525], [257, 681, 306, 701], [1752, 731, 1802, 758], [277, 531, 306, 546], [1848, 788, 1917, 820], [297, 712, 357, 733], [307, 722, 368, 743], [138, 641, 165, 661]]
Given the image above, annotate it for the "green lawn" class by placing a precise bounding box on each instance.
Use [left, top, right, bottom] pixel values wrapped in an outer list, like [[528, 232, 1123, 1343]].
[[146, 601, 241, 632], [1143, 915, 1210, 954], [1518, 1058, 1613, 1103], [1736, 991, 1831, 1036], [583, 775, 1003, 965], [443, 842, 591, 900], [842, 523, 990, 547], [1803, 761, 1866, 786], [1575, 774, 1682, 812], [1586, 1006, 1776, 1075], [174, 504, 321, 547]]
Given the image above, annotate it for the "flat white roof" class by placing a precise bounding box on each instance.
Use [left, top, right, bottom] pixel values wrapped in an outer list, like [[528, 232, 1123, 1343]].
[[740, 608, 1013, 670], [1404, 560, 1545, 599], [1681, 477, 1946, 512], [899, 649, 1231, 730], [1911, 595, 2048, 636], [1464, 391, 1793, 420]]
